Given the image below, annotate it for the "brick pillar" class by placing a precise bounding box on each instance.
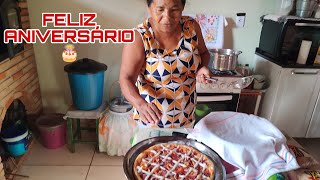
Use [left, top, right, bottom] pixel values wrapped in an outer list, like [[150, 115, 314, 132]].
[[0, 0, 42, 179]]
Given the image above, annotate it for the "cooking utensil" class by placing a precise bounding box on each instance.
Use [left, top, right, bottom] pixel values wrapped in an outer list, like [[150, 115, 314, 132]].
[[209, 49, 242, 71], [233, 76, 254, 89], [205, 77, 218, 82], [205, 76, 254, 90], [123, 136, 226, 180]]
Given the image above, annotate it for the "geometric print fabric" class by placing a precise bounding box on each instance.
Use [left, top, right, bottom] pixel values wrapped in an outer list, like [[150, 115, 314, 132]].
[[133, 16, 201, 128]]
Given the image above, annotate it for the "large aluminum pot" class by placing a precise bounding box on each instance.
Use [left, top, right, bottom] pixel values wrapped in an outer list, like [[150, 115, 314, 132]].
[[296, 0, 318, 18], [209, 49, 242, 71]]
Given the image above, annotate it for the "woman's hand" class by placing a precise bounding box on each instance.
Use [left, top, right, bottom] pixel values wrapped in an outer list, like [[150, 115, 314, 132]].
[[196, 66, 211, 84], [136, 101, 162, 124]]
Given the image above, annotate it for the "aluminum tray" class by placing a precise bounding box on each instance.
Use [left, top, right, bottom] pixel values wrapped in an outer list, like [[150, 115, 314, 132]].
[[123, 136, 226, 180]]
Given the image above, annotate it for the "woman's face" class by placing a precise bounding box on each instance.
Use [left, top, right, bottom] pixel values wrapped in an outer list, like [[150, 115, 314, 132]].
[[148, 0, 184, 33]]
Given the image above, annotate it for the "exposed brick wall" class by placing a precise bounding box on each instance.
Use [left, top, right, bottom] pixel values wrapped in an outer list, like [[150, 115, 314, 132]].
[[0, 0, 42, 179], [0, 46, 42, 120]]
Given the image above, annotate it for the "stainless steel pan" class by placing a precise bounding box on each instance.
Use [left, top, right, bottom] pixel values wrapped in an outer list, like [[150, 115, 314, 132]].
[[209, 49, 242, 71], [123, 136, 226, 180], [205, 76, 254, 89]]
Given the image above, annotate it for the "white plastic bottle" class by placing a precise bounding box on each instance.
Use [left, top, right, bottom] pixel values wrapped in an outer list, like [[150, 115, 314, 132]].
[[276, 0, 293, 16], [243, 64, 252, 76]]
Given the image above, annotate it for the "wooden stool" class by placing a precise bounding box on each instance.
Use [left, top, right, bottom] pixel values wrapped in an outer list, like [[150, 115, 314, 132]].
[[64, 103, 107, 153]]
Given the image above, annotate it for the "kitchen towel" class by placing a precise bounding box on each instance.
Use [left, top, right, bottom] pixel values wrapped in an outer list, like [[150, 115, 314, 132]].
[[63, 102, 107, 120], [191, 14, 227, 49], [187, 111, 300, 180]]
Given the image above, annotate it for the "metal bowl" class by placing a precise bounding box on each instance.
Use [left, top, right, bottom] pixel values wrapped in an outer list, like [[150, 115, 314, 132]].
[[123, 136, 226, 180]]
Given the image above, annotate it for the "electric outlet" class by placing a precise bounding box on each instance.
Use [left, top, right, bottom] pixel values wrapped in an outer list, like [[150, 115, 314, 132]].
[[236, 13, 246, 28]]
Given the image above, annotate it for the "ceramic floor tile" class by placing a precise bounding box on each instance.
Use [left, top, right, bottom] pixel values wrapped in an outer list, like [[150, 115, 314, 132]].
[[87, 166, 126, 180], [23, 140, 95, 166], [13, 166, 89, 180], [92, 152, 124, 166]]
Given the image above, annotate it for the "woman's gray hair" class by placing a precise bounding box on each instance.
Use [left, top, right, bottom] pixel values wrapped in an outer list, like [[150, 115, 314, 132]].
[[146, 0, 186, 7]]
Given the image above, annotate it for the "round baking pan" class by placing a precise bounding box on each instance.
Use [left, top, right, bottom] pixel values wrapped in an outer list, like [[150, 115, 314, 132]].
[[123, 136, 226, 180]]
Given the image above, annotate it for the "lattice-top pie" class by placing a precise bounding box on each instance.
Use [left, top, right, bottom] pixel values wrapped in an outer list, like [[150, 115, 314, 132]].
[[134, 143, 215, 180]]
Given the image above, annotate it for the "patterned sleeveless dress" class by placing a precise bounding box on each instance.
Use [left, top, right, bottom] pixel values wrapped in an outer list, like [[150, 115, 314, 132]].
[[133, 16, 201, 128]]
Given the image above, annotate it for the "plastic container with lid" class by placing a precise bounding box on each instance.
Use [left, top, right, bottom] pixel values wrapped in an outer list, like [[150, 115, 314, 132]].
[[64, 58, 108, 110]]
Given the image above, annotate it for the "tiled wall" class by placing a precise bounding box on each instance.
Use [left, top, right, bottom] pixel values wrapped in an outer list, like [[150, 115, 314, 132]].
[[0, 0, 42, 179]]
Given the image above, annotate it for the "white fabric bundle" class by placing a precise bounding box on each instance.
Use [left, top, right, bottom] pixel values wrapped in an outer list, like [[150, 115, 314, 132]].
[[187, 112, 300, 180]]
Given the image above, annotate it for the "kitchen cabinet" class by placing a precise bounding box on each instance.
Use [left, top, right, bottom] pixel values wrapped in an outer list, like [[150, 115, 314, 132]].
[[307, 93, 320, 137], [253, 54, 320, 137], [238, 89, 265, 115]]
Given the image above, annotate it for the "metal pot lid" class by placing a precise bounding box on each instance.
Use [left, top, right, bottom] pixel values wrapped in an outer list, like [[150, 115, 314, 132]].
[[123, 136, 226, 180], [110, 97, 132, 106], [64, 58, 108, 74], [110, 97, 133, 110]]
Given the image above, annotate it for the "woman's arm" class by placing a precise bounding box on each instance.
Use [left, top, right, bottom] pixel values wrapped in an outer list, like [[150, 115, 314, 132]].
[[120, 31, 145, 109], [193, 20, 211, 83], [119, 31, 161, 124], [194, 21, 210, 67]]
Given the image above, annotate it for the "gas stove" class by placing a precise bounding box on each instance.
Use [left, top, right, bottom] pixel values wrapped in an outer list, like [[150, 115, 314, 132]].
[[210, 69, 239, 76], [196, 70, 243, 94]]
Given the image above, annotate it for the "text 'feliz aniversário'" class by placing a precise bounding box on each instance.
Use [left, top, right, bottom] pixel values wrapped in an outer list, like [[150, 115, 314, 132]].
[[4, 13, 135, 44]]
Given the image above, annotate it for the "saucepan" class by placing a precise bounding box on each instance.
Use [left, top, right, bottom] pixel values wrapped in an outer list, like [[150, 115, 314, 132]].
[[209, 49, 242, 71], [233, 76, 254, 89], [206, 76, 254, 89], [123, 136, 226, 180]]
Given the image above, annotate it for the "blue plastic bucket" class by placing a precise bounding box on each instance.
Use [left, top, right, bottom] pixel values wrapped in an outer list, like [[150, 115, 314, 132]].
[[1, 125, 29, 157], [68, 71, 105, 110], [64, 58, 107, 110]]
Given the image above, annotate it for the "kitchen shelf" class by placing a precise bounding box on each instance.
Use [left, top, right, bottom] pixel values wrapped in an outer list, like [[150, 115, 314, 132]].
[[255, 48, 320, 69]]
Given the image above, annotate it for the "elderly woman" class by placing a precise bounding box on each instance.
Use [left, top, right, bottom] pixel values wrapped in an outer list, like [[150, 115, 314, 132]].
[[120, 0, 211, 129]]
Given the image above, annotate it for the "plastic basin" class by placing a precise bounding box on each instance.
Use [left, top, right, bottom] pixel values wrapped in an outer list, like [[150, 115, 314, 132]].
[[36, 114, 66, 149], [1, 125, 29, 157], [195, 104, 212, 117]]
